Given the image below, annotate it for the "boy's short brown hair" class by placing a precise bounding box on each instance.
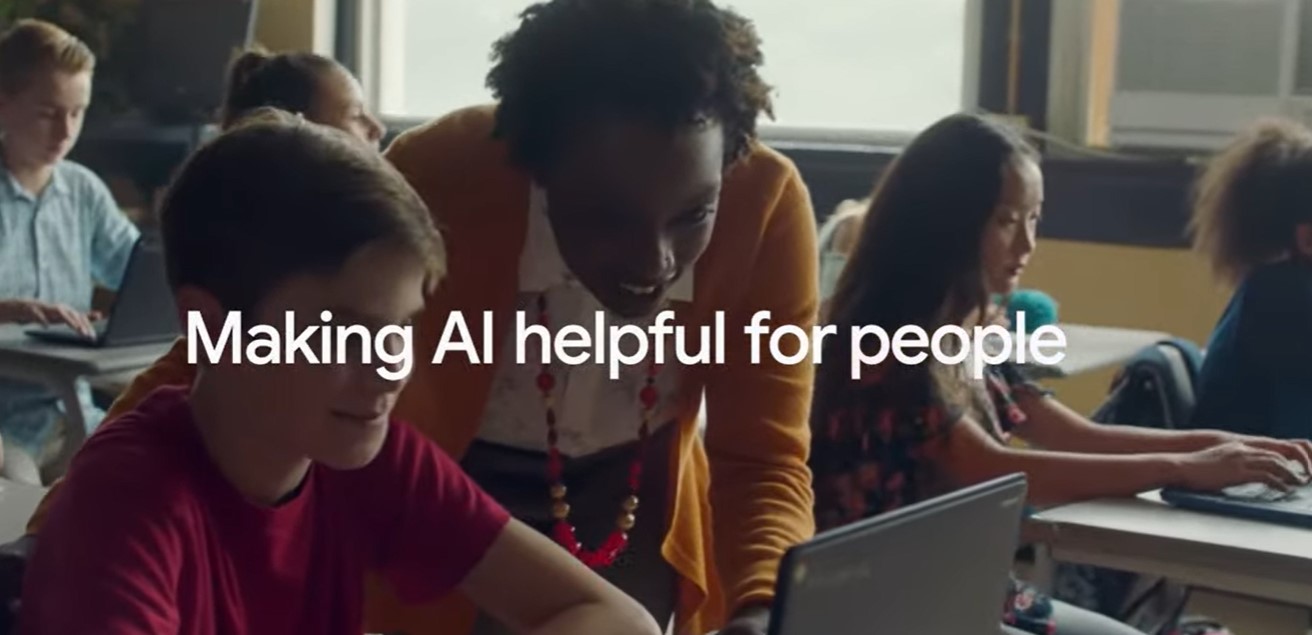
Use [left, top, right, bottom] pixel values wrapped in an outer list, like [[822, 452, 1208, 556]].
[[0, 19, 95, 96], [159, 107, 444, 312], [1190, 118, 1312, 284]]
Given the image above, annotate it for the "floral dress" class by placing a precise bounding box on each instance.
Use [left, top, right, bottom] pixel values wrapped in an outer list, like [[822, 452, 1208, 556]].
[[809, 360, 1059, 634]]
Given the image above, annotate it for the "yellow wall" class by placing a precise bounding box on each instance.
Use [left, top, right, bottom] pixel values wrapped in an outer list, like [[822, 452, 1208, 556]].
[[1022, 239, 1234, 413], [253, 0, 327, 53]]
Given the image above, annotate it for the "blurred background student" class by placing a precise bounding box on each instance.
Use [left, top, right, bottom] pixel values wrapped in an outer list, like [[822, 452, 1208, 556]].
[[1188, 119, 1312, 441]]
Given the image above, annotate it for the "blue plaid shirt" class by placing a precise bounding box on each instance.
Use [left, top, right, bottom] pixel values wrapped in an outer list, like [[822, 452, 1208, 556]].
[[0, 160, 140, 456]]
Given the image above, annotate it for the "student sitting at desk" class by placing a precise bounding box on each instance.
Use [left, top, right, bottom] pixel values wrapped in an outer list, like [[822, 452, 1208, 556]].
[[9, 44, 385, 493], [0, 45, 416, 628], [1189, 119, 1312, 441], [19, 109, 661, 635], [22, 2, 819, 634], [219, 47, 385, 148], [809, 112, 1312, 635], [0, 20, 140, 485]]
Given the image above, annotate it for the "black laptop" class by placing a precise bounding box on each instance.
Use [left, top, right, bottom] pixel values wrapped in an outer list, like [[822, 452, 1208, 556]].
[[1161, 463, 1312, 528], [26, 236, 180, 348], [768, 474, 1028, 635]]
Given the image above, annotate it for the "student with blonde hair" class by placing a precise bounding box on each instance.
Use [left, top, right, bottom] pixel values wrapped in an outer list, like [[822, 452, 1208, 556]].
[[0, 19, 140, 483], [11, 43, 387, 513]]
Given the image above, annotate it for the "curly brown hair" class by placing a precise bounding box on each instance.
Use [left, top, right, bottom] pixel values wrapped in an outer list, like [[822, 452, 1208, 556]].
[[1190, 118, 1312, 285], [485, 0, 773, 173]]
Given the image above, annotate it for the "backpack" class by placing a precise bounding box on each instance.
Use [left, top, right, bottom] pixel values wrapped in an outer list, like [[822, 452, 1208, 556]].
[[1089, 338, 1204, 430], [1053, 337, 1217, 635]]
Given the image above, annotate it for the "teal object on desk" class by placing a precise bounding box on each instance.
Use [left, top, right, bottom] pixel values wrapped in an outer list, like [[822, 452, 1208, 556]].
[[999, 289, 1058, 332]]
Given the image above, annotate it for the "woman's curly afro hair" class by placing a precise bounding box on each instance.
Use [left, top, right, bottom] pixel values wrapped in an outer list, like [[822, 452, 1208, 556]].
[[486, 0, 773, 173]]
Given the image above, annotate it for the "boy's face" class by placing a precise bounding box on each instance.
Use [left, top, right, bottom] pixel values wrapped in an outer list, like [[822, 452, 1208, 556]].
[[0, 69, 91, 168], [200, 242, 427, 471]]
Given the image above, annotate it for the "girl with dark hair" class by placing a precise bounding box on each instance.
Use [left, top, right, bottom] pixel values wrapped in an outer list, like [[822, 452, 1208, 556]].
[[810, 112, 1312, 635], [222, 48, 385, 147]]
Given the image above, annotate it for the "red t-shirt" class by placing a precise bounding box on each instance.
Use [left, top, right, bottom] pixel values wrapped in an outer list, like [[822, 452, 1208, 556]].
[[19, 385, 511, 634]]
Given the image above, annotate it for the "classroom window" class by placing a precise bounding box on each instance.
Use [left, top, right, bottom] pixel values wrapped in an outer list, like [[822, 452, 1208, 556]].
[[372, 0, 969, 134]]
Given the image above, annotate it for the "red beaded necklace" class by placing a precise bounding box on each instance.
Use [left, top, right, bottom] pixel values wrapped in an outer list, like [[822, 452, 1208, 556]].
[[534, 294, 658, 569]]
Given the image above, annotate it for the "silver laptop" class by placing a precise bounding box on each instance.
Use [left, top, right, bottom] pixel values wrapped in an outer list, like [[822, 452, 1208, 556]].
[[26, 235, 180, 348], [770, 473, 1028, 635]]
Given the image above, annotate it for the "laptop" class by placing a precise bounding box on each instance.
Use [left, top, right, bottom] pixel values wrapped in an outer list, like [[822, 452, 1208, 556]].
[[26, 236, 180, 348], [769, 473, 1028, 635], [1161, 464, 1312, 528]]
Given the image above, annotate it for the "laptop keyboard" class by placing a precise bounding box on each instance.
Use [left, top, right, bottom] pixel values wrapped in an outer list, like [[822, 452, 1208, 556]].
[[1219, 480, 1312, 511], [36, 319, 106, 340]]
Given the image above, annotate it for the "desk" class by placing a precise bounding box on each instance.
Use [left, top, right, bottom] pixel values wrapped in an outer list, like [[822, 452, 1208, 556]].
[[0, 326, 172, 476], [1019, 323, 1170, 379], [1026, 491, 1312, 608], [87, 369, 148, 398]]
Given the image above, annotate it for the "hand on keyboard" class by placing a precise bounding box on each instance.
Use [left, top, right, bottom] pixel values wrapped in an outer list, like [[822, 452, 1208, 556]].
[[1221, 481, 1299, 501], [1177, 441, 1311, 494], [1219, 480, 1312, 513], [1232, 435, 1312, 478], [0, 299, 98, 337]]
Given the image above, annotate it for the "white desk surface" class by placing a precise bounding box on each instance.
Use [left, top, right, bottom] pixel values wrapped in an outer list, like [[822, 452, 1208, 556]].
[[1026, 491, 1312, 607], [1021, 323, 1170, 379], [0, 325, 174, 476], [0, 479, 46, 544], [0, 325, 173, 377]]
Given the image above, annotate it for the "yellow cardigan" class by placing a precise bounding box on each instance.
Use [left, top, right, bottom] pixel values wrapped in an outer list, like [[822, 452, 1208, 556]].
[[28, 105, 818, 635]]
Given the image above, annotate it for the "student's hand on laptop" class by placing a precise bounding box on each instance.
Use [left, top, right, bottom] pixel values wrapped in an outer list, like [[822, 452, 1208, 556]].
[[1232, 435, 1312, 476], [1177, 441, 1311, 492], [0, 299, 96, 337]]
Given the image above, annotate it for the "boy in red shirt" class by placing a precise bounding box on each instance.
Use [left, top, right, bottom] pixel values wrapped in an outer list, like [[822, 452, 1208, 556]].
[[18, 109, 660, 635]]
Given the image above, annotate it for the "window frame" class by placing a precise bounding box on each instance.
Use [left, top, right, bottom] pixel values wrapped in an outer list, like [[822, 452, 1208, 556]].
[[332, 1, 1204, 254], [337, 0, 1050, 225], [338, 0, 1044, 141]]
